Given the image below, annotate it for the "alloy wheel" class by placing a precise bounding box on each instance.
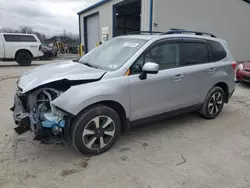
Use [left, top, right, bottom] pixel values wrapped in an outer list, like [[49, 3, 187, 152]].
[[208, 92, 223, 115], [82, 116, 115, 150]]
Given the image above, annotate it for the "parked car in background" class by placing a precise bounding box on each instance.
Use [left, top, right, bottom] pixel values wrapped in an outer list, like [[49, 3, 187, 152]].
[[0, 33, 43, 66], [236, 61, 250, 83], [11, 30, 236, 155], [39, 45, 58, 60], [40, 46, 53, 60]]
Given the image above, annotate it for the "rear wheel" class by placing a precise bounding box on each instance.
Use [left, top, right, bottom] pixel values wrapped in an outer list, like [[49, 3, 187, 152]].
[[71, 105, 121, 155], [200, 86, 225, 119], [16, 52, 32, 66]]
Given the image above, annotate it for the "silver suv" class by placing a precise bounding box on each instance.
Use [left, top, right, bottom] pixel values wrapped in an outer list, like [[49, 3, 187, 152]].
[[12, 30, 236, 155]]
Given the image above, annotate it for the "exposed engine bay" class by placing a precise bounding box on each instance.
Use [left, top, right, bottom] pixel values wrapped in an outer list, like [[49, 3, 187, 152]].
[[13, 87, 68, 140]]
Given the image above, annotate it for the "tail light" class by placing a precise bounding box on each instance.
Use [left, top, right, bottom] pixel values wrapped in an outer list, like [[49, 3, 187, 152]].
[[39, 45, 42, 51], [232, 61, 237, 70]]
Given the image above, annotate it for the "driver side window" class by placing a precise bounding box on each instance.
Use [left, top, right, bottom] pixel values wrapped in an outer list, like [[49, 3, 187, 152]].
[[130, 42, 180, 75]]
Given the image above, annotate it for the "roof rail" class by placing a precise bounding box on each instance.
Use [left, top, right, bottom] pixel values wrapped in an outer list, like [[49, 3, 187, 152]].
[[163, 29, 216, 38], [129, 31, 164, 35]]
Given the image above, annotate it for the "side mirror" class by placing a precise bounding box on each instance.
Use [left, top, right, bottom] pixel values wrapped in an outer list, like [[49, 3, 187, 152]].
[[139, 62, 159, 80]]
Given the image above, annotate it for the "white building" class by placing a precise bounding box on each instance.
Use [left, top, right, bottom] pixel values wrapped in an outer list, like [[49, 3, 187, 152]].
[[78, 0, 250, 60]]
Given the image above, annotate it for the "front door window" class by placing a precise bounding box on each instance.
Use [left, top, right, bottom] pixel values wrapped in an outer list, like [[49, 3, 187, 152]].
[[131, 42, 180, 74]]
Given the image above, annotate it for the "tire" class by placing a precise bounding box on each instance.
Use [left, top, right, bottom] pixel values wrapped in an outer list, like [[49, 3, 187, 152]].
[[71, 105, 121, 155], [43, 53, 49, 60], [16, 52, 32, 66], [200, 86, 225, 119]]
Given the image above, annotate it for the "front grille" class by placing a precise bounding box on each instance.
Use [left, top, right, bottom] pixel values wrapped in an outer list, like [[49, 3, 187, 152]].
[[245, 69, 250, 72], [243, 76, 250, 81]]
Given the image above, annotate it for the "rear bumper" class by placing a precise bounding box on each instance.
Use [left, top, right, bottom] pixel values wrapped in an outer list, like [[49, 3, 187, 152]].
[[236, 70, 250, 83]]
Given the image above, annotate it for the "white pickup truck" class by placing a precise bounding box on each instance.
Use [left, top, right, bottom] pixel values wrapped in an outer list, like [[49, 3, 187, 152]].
[[0, 33, 43, 66]]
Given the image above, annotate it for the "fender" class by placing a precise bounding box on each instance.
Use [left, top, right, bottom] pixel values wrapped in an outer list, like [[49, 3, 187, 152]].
[[15, 48, 33, 58], [51, 76, 131, 118]]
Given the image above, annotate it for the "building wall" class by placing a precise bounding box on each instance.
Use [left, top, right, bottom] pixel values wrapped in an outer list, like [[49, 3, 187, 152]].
[[79, 0, 123, 45], [79, 0, 151, 45], [141, 0, 151, 31], [153, 0, 250, 61]]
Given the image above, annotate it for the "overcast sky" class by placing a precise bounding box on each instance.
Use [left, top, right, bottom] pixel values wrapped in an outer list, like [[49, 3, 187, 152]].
[[0, 0, 99, 36]]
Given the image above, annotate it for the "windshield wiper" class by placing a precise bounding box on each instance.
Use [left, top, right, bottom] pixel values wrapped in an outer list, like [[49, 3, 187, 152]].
[[82, 62, 99, 69]]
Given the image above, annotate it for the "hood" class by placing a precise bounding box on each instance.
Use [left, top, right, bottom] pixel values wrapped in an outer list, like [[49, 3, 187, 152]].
[[19, 61, 106, 93]]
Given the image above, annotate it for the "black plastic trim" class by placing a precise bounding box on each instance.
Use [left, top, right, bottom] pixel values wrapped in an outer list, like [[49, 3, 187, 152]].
[[131, 104, 202, 127], [163, 30, 216, 38]]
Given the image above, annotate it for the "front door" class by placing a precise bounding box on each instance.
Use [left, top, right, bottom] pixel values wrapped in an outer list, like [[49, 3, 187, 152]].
[[128, 40, 187, 121]]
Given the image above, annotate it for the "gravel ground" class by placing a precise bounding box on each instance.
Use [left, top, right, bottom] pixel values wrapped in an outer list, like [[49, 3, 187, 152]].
[[0, 60, 250, 188]]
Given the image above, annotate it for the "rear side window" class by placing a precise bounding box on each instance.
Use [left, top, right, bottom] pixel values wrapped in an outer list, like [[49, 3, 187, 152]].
[[180, 43, 209, 66], [3, 34, 37, 42], [207, 40, 227, 62]]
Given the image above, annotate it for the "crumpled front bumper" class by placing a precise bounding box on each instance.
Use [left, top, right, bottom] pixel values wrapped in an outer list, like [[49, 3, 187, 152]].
[[11, 94, 72, 141], [11, 94, 34, 135]]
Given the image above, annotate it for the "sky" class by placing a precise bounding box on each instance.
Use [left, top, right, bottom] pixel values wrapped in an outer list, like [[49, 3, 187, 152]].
[[0, 0, 100, 36]]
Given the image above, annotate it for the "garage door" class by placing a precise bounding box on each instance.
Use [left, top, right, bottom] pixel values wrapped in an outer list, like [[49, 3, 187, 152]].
[[86, 14, 100, 52]]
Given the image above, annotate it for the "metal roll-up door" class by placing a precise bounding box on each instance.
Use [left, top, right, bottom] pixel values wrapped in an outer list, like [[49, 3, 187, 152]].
[[86, 14, 100, 52]]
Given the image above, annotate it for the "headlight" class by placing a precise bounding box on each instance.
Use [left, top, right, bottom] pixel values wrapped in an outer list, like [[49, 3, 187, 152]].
[[238, 64, 244, 71]]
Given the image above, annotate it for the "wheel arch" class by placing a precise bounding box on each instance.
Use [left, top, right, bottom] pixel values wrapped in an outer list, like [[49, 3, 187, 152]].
[[15, 49, 33, 60], [73, 100, 129, 132], [214, 82, 229, 103]]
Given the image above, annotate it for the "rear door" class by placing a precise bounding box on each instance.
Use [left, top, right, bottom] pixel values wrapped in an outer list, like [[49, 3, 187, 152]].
[[0, 34, 4, 58], [179, 38, 214, 106]]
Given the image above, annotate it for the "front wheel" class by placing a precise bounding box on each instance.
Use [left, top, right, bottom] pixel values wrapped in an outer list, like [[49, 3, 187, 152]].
[[71, 105, 121, 155], [200, 86, 225, 119]]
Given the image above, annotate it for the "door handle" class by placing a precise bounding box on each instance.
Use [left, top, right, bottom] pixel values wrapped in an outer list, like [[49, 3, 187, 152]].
[[208, 68, 216, 73], [174, 74, 184, 81]]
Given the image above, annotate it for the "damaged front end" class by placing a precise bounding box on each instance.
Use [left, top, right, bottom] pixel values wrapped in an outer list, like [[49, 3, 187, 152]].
[[11, 86, 71, 141]]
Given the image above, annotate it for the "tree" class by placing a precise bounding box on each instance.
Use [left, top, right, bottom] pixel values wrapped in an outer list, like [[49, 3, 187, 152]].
[[0, 25, 47, 43], [0, 25, 78, 45], [19, 26, 33, 34], [34, 32, 46, 43], [0, 27, 18, 33]]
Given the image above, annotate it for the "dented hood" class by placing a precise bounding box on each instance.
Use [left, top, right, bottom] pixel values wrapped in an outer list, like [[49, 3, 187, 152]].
[[19, 61, 106, 93]]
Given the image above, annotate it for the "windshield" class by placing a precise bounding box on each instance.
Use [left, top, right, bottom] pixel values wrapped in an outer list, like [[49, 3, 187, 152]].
[[79, 37, 147, 70]]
